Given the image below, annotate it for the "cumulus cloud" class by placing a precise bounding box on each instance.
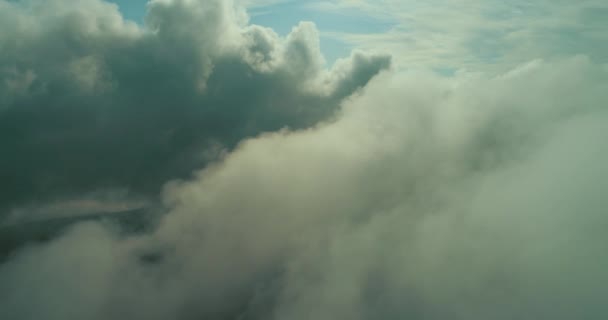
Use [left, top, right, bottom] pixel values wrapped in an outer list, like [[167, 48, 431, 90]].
[[2, 52, 608, 319], [0, 0, 389, 217]]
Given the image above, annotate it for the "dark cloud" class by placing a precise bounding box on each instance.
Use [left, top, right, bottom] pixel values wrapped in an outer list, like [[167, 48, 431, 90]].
[[0, 0, 390, 216]]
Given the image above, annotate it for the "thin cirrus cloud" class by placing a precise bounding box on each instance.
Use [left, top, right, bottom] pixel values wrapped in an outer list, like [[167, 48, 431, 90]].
[[309, 0, 608, 71], [1, 0, 608, 320]]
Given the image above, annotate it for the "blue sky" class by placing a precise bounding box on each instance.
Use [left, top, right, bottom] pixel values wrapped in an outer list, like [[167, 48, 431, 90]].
[[109, 0, 147, 22]]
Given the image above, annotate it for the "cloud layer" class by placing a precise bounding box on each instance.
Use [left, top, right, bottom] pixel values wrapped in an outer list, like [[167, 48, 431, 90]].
[[2, 52, 608, 318], [1, 1, 608, 320]]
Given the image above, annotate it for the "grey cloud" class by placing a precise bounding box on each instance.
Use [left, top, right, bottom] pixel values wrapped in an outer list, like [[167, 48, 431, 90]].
[[0, 0, 389, 216], [2, 55, 607, 319]]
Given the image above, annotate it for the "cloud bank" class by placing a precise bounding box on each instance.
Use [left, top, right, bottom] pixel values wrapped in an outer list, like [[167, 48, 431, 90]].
[[1, 1, 608, 320]]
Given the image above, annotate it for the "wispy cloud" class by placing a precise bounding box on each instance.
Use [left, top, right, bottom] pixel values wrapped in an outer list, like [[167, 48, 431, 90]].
[[311, 0, 608, 70]]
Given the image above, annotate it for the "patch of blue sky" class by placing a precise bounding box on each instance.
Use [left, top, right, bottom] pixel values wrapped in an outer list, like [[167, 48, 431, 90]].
[[111, 0, 149, 23], [317, 36, 353, 66]]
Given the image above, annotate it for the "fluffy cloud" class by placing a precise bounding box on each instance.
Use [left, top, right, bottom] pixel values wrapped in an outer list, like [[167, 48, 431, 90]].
[[2, 53, 607, 319], [0, 0, 389, 217]]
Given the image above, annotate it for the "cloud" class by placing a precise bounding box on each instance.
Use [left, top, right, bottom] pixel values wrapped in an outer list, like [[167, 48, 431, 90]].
[[2, 53, 608, 319], [2, 1, 608, 319], [0, 0, 389, 217], [312, 0, 608, 71]]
